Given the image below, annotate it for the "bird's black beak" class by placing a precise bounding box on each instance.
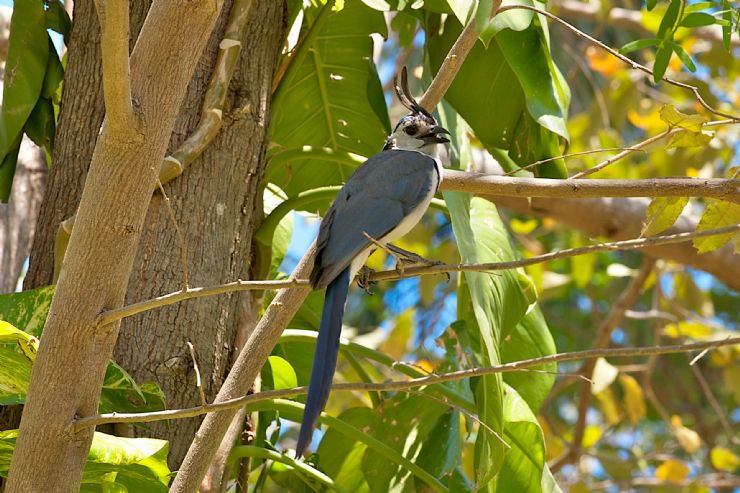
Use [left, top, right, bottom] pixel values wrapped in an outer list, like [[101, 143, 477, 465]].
[[421, 125, 451, 144]]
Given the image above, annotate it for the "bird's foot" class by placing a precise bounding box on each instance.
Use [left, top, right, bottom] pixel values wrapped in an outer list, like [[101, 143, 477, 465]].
[[386, 243, 450, 281], [356, 266, 377, 294]]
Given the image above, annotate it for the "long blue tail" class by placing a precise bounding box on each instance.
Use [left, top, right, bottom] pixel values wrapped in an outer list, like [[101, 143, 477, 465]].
[[296, 267, 350, 456]]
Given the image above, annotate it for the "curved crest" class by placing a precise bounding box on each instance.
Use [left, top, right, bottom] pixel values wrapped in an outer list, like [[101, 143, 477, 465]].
[[394, 67, 433, 119]]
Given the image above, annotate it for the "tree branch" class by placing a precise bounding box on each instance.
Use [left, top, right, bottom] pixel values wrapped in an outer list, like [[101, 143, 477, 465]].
[[95, 0, 135, 133], [440, 171, 740, 203], [72, 337, 740, 430], [96, 224, 740, 326]]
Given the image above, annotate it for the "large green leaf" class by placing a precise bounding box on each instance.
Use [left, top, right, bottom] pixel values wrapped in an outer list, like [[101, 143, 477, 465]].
[[267, 1, 389, 196], [0, 285, 55, 337], [496, 386, 562, 493], [0, 430, 171, 491], [0, 2, 49, 201], [0, 321, 37, 404], [445, 192, 532, 485], [99, 360, 166, 415], [500, 307, 556, 412], [427, 12, 570, 177]]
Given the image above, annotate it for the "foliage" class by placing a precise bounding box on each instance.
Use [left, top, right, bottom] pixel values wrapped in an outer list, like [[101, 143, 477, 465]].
[[1, 0, 738, 491]]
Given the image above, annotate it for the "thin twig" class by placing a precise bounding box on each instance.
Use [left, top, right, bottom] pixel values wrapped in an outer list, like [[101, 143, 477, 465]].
[[497, 4, 740, 121], [570, 120, 736, 179], [187, 341, 207, 408], [95, 0, 135, 132], [96, 224, 740, 326], [504, 148, 644, 176], [689, 361, 737, 444], [552, 259, 654, 473], [71, 337, 740, 431], [156, 179, 189, 290]]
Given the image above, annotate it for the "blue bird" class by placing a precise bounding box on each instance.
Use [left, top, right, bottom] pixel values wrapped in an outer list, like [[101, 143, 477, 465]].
[[296, 68, 450, 456]]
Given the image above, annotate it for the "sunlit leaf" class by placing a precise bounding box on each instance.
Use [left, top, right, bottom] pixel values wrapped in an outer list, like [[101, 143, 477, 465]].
[[595, 388, 622, 426], [657, 0, 681, 39], [266, 355, 298, 390], [662, 321, 714, 339], [267, 2, 388, 196], [680, 12, 716, 27], [659, 105, 706, 132], [641, 196, 689, 236], [693, 199, 740, 253], [671, 415, 701, 454], [665, 129, 712, 148], [710, 446, 739, 472], [619, 37, 659, 55], [618, 375, 646, 426], [0, 285, 54, 337], [591, 358, 619, 394], [655, 458, 689, 483]]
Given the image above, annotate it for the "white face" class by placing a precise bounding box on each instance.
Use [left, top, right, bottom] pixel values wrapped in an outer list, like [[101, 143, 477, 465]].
[[387, 114, 449, 155]]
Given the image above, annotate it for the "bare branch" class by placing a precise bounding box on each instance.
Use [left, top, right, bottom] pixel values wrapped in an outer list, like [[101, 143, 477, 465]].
[[97, 224, 740, 325], [441, 171, 740, 203], [72, 337, 740, 431], [95, 0, 135, 132]]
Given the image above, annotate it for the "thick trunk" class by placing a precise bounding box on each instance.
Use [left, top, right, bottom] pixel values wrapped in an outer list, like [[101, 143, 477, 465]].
[[6, 0, 224, 490], [113, 0, 285, 467]]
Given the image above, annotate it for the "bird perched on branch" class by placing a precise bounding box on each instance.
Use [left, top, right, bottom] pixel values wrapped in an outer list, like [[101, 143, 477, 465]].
[[296, 68, 450, 456]]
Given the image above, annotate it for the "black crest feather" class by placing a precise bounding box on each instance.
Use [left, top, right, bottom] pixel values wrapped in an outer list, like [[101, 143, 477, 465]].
[[394, 67, 433, 120]]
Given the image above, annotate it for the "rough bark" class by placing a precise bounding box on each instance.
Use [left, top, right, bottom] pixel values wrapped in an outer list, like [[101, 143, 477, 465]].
[[23, 0, 150, 289], [112, 0, 285, 468], [5, 0, 224, 490]]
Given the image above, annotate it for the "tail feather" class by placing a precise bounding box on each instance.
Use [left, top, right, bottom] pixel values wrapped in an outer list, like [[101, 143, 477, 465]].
[[296, 267, 350, 456]]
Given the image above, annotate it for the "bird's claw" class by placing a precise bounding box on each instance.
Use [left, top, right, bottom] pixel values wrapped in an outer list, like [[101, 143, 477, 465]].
[[356, 266, 377, 294]]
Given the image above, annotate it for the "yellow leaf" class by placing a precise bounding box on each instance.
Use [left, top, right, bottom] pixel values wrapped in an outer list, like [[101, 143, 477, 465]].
[[710, 446, 739, 472], [662, 321, 714, 340], [595, 387, 622, 426], [586, 45, 622, 76], [674, 425, 701, 454], [619, 375, 646, 426], [693, 200, 740, 254], [642, 197, 689, 236], [666, 129, 712, 149], [655, 458, 689, 483], [542, 217, 557, 231], [659, 105, 706, 132], [510, 218, 538, 235], [582, 425, 603, 449], [628, 107, 663, 130]]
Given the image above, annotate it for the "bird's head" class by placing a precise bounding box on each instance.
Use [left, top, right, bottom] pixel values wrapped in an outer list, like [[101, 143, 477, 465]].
[[384, 68, 450, 154]]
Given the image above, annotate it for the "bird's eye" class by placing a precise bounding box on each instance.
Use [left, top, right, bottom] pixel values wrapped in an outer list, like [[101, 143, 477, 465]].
[[404, 124, 417, 135]]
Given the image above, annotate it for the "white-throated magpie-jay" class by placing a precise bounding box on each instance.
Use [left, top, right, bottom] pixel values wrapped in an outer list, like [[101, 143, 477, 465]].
[[296, 68, 450, 456]]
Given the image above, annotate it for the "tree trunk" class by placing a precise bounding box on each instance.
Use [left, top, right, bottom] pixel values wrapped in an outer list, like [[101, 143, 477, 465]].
[[113, 0, 285, 467], [5, 0, 225, 490]]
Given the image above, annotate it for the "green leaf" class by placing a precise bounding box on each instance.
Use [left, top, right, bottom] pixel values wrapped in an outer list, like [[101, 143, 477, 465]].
[[668, 41, 696, 72], [265, 355, 298, 390], [24, 96, 56, 154], [317, 407, 374, 489], [0, 343, 32, 405], [267, 1, 388, 197], [619, 37, 659, 54], [500, 308, 556, 412], [495, 386, 563, 493], [721, 0, 732, 51], [445, 178, 535, 483], [82, 433, 171, 492], [45, 0, 72, 40], [362, 394, 447, 492], [480, 0, 536, 44], [427, 15, 569, 177], [99, 360, 166, 414], [414, 411, 461, 488], [683, 2, 715, 13], [680, 12, 716, 27], [653, 43, 673, 83], [0, 430, 171, 491], [659, 105, 706, 132], [0, 285, 55, 337], [0, 1, 49, 201], [448, 0, 479, 26], [657, 0, 681, 39], [693, 200, 740, 253], [642, 197, 689, 236], [646, 0, 658, 11]]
